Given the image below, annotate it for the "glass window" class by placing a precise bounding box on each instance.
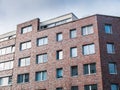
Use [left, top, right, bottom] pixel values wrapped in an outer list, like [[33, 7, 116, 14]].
[[109, 63, 117, 74], [70, 47, 77, 58], [20, 41, 31, 50], [111, 84, 119, 90], [83, 44, 95, 55], [21, 25, 32, 34], [56, 33, 63, 41], [0, 76, 12, 86], [56, 50, 63, 60], [84, 63, 96, 75], [70, 29, 77, 38], [37, 37, 48, 46], [84, 84, 97, 90], [19, 57, 30, 67], [107, 43, 115, 54], [71, 66, 78, 76], [35, 71, 47, 81], [17, 73, 29, 83], [105, 24, 112, 34], [56, 87, 63, 90], [56, 68, 63, 78], [36, 53, 48, 64], [71, 86, 78, 90], [4, 62, 10, 70], [82, 25, 93, 35]]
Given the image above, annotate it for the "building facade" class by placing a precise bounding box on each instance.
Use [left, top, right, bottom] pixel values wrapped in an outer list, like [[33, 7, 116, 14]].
[[0, 13, 119, 90]]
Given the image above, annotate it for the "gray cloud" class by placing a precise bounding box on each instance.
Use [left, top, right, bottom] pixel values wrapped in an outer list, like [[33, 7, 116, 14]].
[[0, 0, 120, 34]]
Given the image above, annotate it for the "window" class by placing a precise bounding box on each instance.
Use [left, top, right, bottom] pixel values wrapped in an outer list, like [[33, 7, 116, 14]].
[[0, 76, 12, 86], [82, 25, 93, 35], [35, 71, 47, 81], [83, 44, 95, 55], [84, 84, 97, 90], [56, 50, 63, 60], [70, 29, 77, 38], [109, 63, 117, 74], [0, 45, 15, 55], [37, 37, 48, 46], [107, 43, 115, 54], [105, 24, 112, 34], [17, 73, 29, 83], [56, 87, 63, 90], [71, 66, 78, 76], [70, 47, 77, 58], [56, 68, 63, 78], [84, 63, 96, 75], [71, 86, 78, 90], [21, 25, 32, 34], [56, 33, 63, 41], [20, 41, 31, 50], [0, 61, 13, 71], [36, 53, 47, 64], [19, 57, 30, 67], [111, 84, 119, 90]]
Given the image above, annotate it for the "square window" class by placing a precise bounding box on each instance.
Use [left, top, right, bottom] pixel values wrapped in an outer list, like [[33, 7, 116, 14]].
[[107, 43, 115, 54], [36, 71, 47, 81], [83, 44, 95, 55], [111, 84, 119, 90], [84, 63, 96, 75]]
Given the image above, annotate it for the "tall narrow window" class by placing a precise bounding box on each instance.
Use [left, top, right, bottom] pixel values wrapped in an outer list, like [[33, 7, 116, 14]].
[[56, 50, 63, 60], [36, 53, 48, 64], [20, 41, 31, 50], [107, 43, 115, 54], [82, 25, 93, 35], [37, 37, 48, 46], [56, 68, 63, 78], [84, 84, 97, 90], [70, 47, 77, 58], [17, 73, 29, 83], [111, 84, 119, 90], [84, 63, 96, 75], [105, 24, 112, 34], [71, 66, 78, 76], [35, 71, 47, 81], [19, 57, 30, 67], [56, 33, 63, 41], [83, 44, 95, 55], [70, 29, 77, 38], [21, 25, 32, 34], [109, 63, 117, 74]]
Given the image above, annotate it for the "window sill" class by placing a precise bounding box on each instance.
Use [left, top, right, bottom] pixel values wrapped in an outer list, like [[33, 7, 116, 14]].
[[84, 73, 96, 76], [17, 82, 29, 85]]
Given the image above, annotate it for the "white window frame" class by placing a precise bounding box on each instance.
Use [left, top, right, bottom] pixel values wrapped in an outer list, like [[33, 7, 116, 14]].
[[83, 44, 95, 55], [107, 43, 115, 54]]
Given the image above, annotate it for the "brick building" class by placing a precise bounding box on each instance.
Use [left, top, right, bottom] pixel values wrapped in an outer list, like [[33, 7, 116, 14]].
[[0, 13, 119, 90]]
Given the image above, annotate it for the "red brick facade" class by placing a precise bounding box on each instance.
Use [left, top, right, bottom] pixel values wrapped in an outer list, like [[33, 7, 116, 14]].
[[0, 14, 119, 90]]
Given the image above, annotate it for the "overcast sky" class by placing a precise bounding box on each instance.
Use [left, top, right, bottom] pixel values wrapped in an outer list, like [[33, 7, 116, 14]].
[[0, 0, 120, 34]]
